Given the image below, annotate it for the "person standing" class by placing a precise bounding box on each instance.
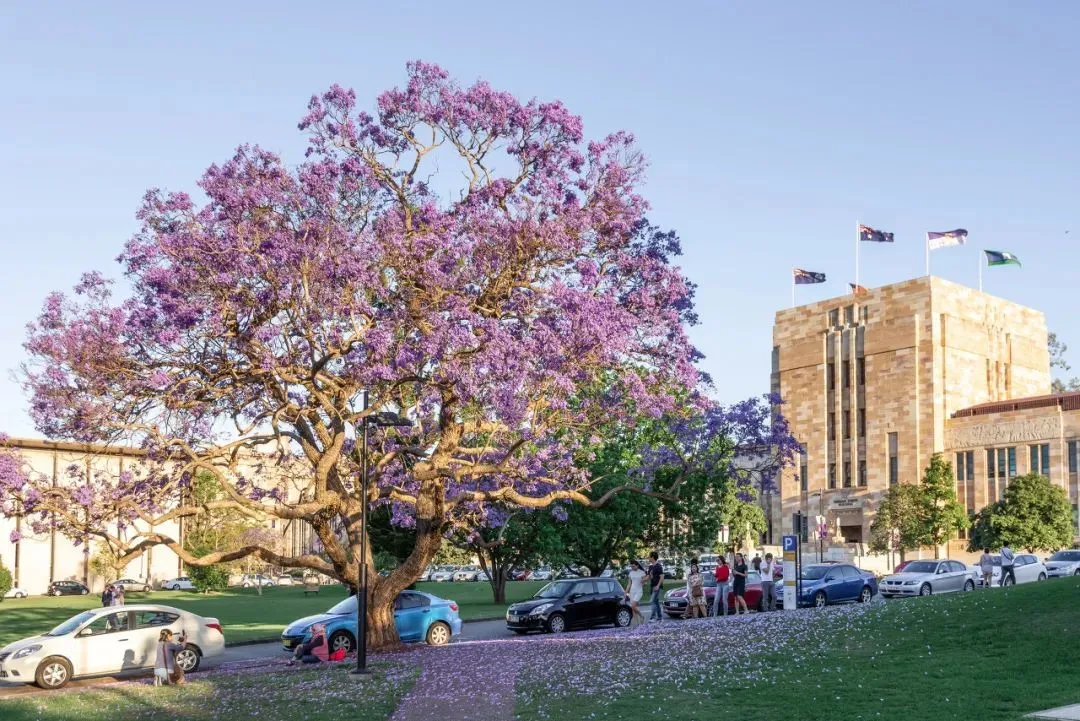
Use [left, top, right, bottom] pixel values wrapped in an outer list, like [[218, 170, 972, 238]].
[[101, 584, 114, 607], [647, 552, 664, 622], [154, 629, 187, 686], [732, 552, 749, 614], [759, 553, 777, 612], [712, 557, 731, 617], [978, 547, 995, 588], [685, 560, 706, 619], [624, 559, 646, 625], [999, 544, 1016, 587], [751, 554, 762, 573], [112, 584, 126, 607]]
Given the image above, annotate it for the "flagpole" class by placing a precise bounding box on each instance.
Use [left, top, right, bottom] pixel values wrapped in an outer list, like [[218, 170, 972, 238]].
[[855, 222, 860, 289], [978, 249, 983, 293], [925, 234, 930, 276]]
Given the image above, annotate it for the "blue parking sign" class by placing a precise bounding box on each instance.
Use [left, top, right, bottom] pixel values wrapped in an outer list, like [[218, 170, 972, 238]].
[[782, 535, 798, 553]]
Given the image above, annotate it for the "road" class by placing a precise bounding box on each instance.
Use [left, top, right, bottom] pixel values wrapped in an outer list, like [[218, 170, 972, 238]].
[[0, 619, 515, 698]]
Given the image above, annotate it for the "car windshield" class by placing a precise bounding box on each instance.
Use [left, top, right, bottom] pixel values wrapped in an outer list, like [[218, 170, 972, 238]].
[[327, 596, 358, 615], [48, 611, 96, 636], [903, 561, 938, 574], [534, 581, 574, 599], [1050, 551, 1080, 562], [800, 566, 832, 580]]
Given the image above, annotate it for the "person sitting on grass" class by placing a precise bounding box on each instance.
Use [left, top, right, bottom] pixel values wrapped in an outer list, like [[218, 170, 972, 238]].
[[289, 623, 328, 665]]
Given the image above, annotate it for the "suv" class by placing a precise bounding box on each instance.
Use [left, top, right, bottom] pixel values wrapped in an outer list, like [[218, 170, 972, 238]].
[[47, 580, 89, 596], [505, 577, 633, 634]]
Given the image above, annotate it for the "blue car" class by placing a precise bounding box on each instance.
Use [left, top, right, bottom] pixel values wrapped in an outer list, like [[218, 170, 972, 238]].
[[281, 590, 463, 652], [797, 563, 878, 608]]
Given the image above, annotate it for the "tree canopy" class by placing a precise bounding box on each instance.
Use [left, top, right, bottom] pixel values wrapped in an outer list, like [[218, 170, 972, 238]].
[[968, 473, 1073, 552]]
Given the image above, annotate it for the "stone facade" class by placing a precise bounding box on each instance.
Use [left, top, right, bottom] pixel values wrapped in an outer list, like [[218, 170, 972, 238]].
[[771, 276, 1055, 555]]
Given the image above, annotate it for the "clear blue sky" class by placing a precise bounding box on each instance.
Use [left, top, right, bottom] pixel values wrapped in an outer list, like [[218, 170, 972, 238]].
[[2, 2, 1078, 438]]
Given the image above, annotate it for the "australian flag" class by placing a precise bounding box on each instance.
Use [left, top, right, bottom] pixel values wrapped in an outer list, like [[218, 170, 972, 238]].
[[859, 224, 894, 243], [793, 268, 827, 285]]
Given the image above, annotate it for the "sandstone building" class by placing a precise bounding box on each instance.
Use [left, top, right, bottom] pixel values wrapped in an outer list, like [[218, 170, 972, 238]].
[[772, 276, 1079, 558]]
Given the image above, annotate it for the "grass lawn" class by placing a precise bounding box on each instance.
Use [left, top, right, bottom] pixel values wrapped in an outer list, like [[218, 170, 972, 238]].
[[515, 577, 1080, 721], [0, 661, 416, 721], [0, 581, 555, 647]]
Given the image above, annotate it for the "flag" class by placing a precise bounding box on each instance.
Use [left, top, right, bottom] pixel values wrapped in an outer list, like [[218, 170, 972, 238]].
[[927, 229, 968, 250], [793, 268, 826, 285], [858, 224, 894, 243], [849, 283, 868, 295], [984, 250, 1021, 267]]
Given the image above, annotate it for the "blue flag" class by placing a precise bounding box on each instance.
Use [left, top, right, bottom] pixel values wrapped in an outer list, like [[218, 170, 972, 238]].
[[859, 224, 894, 243], [793, 268, 826, 285]]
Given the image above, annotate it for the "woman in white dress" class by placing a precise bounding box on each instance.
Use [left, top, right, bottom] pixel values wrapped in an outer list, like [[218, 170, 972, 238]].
[[624, 559, 646, 625]]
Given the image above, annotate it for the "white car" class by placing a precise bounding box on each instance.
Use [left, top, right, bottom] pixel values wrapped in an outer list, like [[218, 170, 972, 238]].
[[1045, 550, 1080, 578], [531, 567, 553, 581], [880, 559, 978, 597], [453, 566, 480, 582], [418, 567, 435, 582], [0, 604, 224, 689], [239, 574, 276, 588], [472, 568, 491, 582], [429, 566, 457, 583], [978, 554, 1048, 586], [4, 587, 29, 599], [160, 576, 195, 591], [275, 575, 296, 586]]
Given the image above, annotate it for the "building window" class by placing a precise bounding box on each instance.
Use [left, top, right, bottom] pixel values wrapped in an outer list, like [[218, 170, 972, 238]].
[[843, 461, 851, 488], [1070, 440, 1078, 474], [987, 448, 997, 503], [843, 410, 851, 439], [888, 432, 898, 486], [842, 360, 851, 389], [859, 305, 869, 323], [1030, 443, 1051, 479], [799, 444, 808, 492], [829, 308, 840, 327], [964, 450, 974, 513], [828, 412, 836, 441], [857, 409, 865, 438], [828, 464, 837, 489], [844, 305, 855, 325], [858, 460, 867, 487], [827, 362, 835, 391], [856, 357, 865, 385], [955, 452, 966, 507]]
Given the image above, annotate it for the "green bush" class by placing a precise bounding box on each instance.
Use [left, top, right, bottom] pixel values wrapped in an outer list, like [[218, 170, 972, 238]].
[[0, 564, 12, 600], [188, 564, 230, 593]]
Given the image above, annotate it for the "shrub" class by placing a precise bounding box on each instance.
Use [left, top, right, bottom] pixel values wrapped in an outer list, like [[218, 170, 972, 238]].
[[0, 564, 12, 600], [188, 564, 230, 593]]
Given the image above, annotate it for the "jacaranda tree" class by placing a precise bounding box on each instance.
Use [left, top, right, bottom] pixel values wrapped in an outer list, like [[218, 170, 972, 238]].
[[0, 62, 791, 647]]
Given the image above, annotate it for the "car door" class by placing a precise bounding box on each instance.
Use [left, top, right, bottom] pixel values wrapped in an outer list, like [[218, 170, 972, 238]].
[[951, 561, 970, 590], [1014, 555, 1033, 583], [594, 579, 619, 623], [566, 580, 598, 626], [837, 566, 860, 600], [393, 593, 427, 641], [73, 611, 138, 675], [132, 610, 181, 668]]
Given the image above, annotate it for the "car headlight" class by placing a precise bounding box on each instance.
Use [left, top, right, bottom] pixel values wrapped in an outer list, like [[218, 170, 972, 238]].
[[530, 603, 552, 616], [13, 645, 42, 659], [903, 580, 918, 585]]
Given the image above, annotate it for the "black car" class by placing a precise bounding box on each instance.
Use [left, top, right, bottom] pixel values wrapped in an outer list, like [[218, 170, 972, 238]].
[[47, 580, 89, 596], [505, 578, 632, 634]]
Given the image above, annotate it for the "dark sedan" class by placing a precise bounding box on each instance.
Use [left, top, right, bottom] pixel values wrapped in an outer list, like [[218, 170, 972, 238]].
[[47, 580, 90, 596], [506, 578, 632, 634]]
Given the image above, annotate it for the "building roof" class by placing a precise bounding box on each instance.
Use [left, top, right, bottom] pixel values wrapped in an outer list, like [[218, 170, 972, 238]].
[[952, 391, 1080, 418]]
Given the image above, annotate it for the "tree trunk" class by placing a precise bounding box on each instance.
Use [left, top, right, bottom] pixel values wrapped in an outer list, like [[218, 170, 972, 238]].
[[366, 596, 399, 650], [491, 566, 508, 604]]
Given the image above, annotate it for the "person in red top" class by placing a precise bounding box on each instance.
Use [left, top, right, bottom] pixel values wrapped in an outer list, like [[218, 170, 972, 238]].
[[712, 557, 731, 617]]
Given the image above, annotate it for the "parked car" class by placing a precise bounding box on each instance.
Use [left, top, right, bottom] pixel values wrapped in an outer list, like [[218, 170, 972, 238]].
[[511, 568, 532, 581], [880, 559, 977, 598], [530, 567, 554, 581], [0, 603, 224, 689], [111, 578, 152, 593], [429, 566, 457, 583], [472, 568, 491, 582], [797, 563, 877, 608], [696, 554, 721, 577], [659, 558, 680, 580], [238, 574, 276, 588], [418, 567, 436, 582], [453, 566, 480, 582], [160, 576, 195, 591], [4, 587, 29, 599], [664, 569, 781, 617], [275, 575, 296, 586], [1045, 550, 1080, 578], [505, 578, 632, 634], [281, 590, 462, 651], [977, 554, 1047, 586], [46, 581, 89, 597]]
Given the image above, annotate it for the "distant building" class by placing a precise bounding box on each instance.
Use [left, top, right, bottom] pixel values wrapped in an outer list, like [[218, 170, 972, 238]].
[[772, 276, 1079, 559]]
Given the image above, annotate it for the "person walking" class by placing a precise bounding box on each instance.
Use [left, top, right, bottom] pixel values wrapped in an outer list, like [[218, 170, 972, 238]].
[[101, 584, 114, 607], [712, 557, 731, 617], [978, 547, 995, 588], [624, 559, 646, 625], [999, 544, 1016, 587], [647, 552, 664, 622], [759, 553, 777, 612], [154, 629, 187, 686], [732, 552, 749, 614], [685, 560, 706, 619]]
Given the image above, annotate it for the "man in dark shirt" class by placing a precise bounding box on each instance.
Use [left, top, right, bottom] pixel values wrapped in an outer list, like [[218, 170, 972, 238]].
[[647, 551, 664, 622]]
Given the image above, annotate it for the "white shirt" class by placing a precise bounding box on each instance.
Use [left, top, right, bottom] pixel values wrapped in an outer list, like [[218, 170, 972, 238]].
[[1001, 547, 1015, 566], [627, 569, 645, 595], [760, 560, 777, 581]]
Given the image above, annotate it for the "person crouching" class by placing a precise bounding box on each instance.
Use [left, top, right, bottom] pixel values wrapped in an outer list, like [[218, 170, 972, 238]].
[[290, 623, 329, 665], [154, 629, 187, 686]]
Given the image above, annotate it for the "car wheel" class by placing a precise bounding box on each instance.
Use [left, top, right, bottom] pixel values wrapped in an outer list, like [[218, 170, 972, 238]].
[[15, 591, 26, 599], [174, 646, 200, 673], [615, 607, 632, 628], [858, 586, 872, 603], [52, 589, 61, 597], [1002, 575, 1014, 587], [1074, 569, 1080, 577], [35, 657, 72, 690], [919, 583, 932, 597], [813, 591, 826, 608], [546, 613, 566, 634], [425, 621, 451, 646], [1038, 572, 1047, 581], [964, 580, 975, 592], [81, 588, 88, 595], [328, 630, 355, 653]]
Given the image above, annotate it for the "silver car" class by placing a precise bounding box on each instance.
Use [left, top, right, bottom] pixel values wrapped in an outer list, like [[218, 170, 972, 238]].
[[1045, 550, 1080, 578], [880, 559, 977, 598]]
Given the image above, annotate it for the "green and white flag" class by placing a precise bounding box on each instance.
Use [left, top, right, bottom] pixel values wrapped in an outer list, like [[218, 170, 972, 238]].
[[984, 250, 1021, 267]]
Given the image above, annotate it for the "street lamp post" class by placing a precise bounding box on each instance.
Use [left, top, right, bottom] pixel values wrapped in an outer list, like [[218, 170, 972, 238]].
[[353, 392, 413, 676]]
